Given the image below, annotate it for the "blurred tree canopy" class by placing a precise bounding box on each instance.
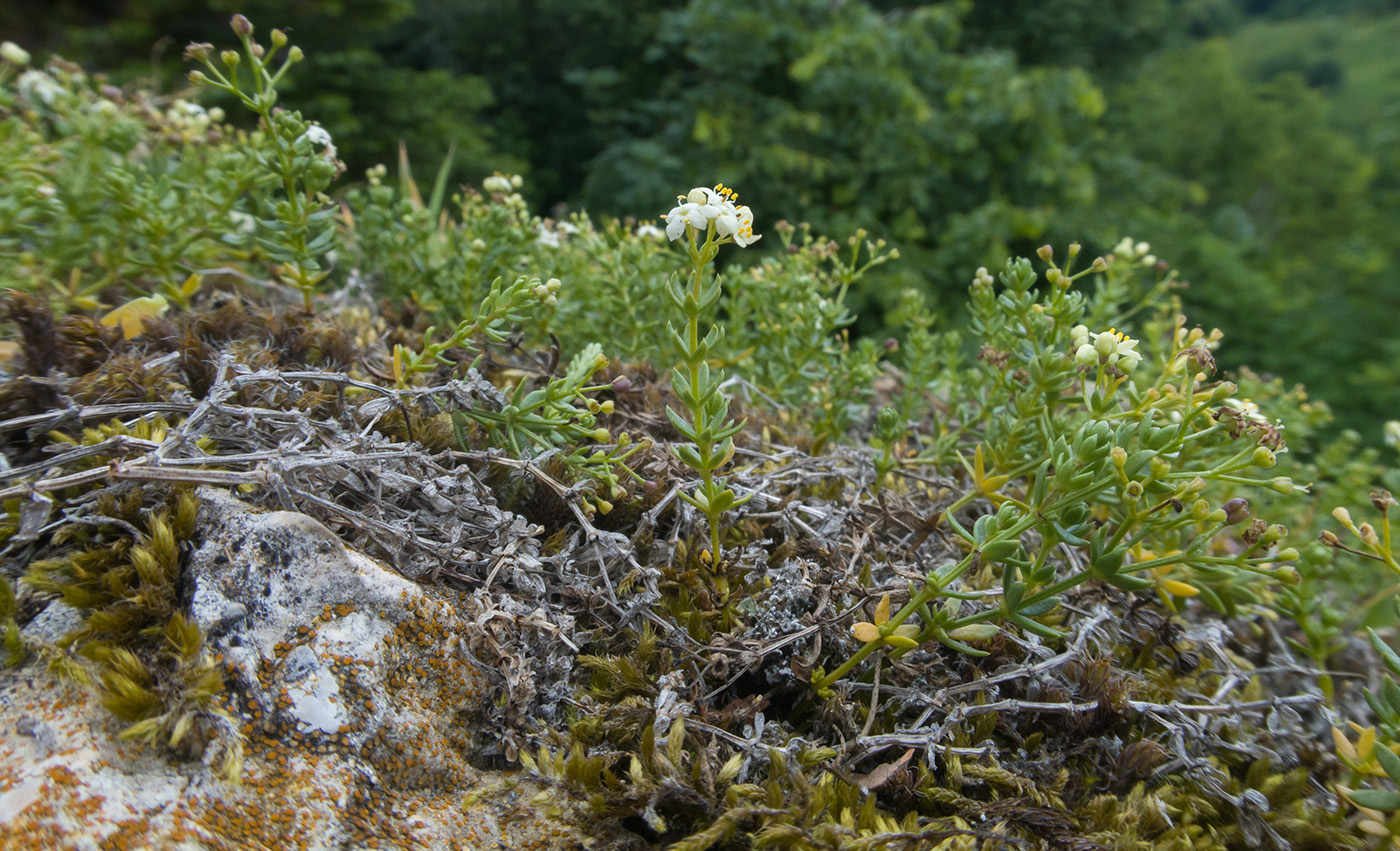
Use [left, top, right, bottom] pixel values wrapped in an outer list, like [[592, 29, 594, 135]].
[[10, 0, 1400, 441]]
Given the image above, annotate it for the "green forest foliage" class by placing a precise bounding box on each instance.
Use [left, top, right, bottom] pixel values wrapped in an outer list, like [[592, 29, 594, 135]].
[[7, 0, 1399, 438]]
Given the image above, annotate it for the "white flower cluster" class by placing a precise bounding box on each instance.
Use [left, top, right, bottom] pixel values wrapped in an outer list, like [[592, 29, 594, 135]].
[[298, 123, 336, 158], [1112, 236, 1156, 268], [482, 173, 523, 195], [661, 184, 760, 247], [17, 70, 63, 106], [1073, 324, 1142, 372]]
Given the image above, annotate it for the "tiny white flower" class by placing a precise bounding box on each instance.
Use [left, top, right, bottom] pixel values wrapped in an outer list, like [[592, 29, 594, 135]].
[[661, 201, 715, 240], [483, 175, 512, 194], [558, 221, 579, 235], [299, 124, 336, 158], [535, 225, 560, 248], [302, 124, 332, 147], [1384, 420, 1400, 448], [1222, 398, 1269, 426], [635, 223, 664, 239], [731, 204, 760, 247], [18, 70, 63, 105]]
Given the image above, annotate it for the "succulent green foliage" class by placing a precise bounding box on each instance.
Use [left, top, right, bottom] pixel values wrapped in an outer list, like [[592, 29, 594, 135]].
[[0, 57, 261, 308], [816, 247, 1304, 693]]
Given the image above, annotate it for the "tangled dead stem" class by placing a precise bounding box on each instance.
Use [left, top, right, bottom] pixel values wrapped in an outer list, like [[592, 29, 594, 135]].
[[0, 289, 1361, 850]]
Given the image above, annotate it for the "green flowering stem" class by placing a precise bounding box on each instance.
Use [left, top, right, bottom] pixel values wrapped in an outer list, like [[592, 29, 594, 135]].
[[187, 17, 328, 311], [662, 186, 759, 559]]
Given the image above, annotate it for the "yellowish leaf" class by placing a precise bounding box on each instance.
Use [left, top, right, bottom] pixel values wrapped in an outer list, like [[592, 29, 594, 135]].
[[1160, 579, 1200, 598], [1335, 726, 1358, 762], [101, 294, 169, 340], [851, 622, 881, 643], [874, 593, 890, 625], [885, 635, 919, 651]]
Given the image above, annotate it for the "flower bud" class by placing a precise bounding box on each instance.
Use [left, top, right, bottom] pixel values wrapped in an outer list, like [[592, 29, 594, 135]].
[[1150, 457, 1171, 479], [270, 28, 288, 47], [288, 45, 304, 63], [1075, 344, 1098, 366], [183, 42, 213, 63], [188, 70, 209, 85], [250, 43, 265, 59], [1269, 477, 1294, 495], [600, 400, 614, 415], [611, 376, 632, 393], [1222, 497, 1249, 525], [1191, 500, 1211, 521], [1094, 332, 1117, 357], [1068, 242, 1081, 258], [1252, 447, 1276, 468], [592, 428, 611, 443], [1135, 241, 1150, 256], [231, 14, 254, 36], [0, 41, 28, 66], [686, 187, 709, 204], [1275, 565, 1300, 584], [1111, 446, 1127, 467], [1319, 530, 1341, 547], [596, 499, 613, 516], [221, 50, 240, 67], [1360, 523, 1381, 547], [483, 175, 512, 194], [1332, 506, 1353, 528], [1275, 547, 1300, 562], [1037, 245, 1053, 261], [1210, 382, 1238, 402], [1091, 257, 1107, 272], [1046, 269, 1061, 284]]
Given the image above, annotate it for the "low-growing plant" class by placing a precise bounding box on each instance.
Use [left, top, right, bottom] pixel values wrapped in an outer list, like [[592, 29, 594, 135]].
[[815, 245, 1304, 693], [185, 15, 341, 311]]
